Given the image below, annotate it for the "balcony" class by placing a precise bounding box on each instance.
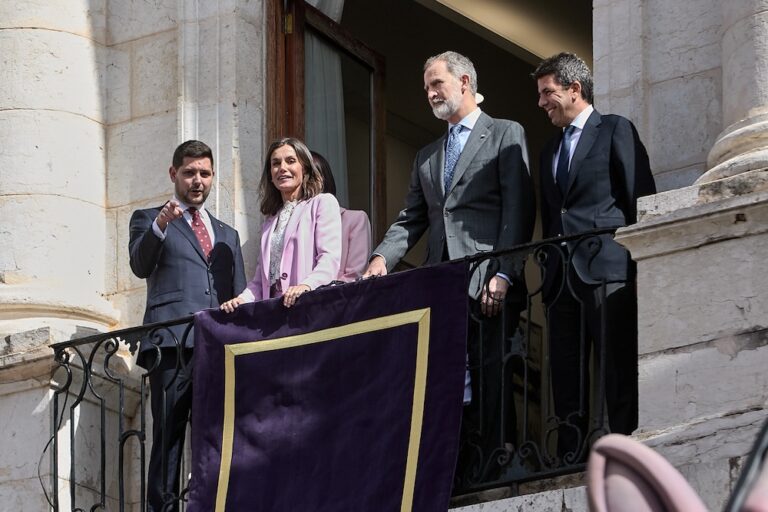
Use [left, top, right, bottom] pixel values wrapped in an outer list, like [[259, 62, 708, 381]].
[[40, 230, 636, 511]]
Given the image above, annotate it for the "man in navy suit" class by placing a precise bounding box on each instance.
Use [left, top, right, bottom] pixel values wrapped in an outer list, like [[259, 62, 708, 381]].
[[533, 53, 656, 458], [129, 140, 246, 511]]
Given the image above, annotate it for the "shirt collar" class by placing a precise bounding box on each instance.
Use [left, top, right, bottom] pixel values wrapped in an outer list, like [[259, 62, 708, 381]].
[[449, 107, 482, 132], [175, 196, 207, 215], [568, 104, 594, 131]]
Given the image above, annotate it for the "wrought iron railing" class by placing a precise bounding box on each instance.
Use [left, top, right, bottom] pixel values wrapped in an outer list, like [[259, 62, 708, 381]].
[[44, 316, 195, 511], [42, 228, 624, 509], [453, 228, 619, 495]]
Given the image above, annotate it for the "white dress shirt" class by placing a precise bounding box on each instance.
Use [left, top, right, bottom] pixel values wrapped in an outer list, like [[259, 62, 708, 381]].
[[152, 197, 216, 245]]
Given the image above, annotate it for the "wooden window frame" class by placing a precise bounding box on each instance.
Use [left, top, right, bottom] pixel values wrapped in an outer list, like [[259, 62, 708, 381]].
[[266, 0, 387, 242]]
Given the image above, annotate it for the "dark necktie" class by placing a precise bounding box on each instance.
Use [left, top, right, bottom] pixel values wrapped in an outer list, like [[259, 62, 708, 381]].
[[556, 125, 576, 197], [443, 124, 463, 195], [189, 207, 213, 259]]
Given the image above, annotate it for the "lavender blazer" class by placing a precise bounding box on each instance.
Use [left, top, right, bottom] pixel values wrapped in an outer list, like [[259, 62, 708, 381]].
[[241, 193, 342, 301], [338, 208, 372, 282]]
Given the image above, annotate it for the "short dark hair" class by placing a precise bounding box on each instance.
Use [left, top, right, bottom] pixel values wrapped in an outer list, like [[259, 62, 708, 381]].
[[172, 140, 214, 169], [532, 52, 594, 104], [311, 151, 337, 196], [260, 137, 324, 216]]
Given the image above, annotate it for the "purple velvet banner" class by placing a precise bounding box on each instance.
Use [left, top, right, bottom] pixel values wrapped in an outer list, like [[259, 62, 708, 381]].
[[187, 261, 468, 512]]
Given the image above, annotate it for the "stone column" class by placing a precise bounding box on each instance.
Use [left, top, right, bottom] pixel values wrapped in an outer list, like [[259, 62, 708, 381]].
[[0, 2, 121, 509], [0, 2, 118, 341], [602, 2, 768, 510], [700, 1, 768, 183]]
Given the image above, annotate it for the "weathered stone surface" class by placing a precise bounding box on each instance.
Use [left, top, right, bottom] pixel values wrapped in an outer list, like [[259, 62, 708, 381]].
[[0, 29, 105, 121], [0, 0, 107, 43], [0, 477, 61, 511], [592, 0, 643, 94], [106, 43, 132, 125], [0, 110, 105, 204], [653, 165, 706, 193], [0, 385, 51, 480], [0, 196, 106, 288], [721, 11, 768, 127], [451, 487, 588, 512], [107, 0, 177, 46], [106, 111, 178, 208], [645, 0, 721, 83], [113, 204, 157, 296], [678, 460, 732, 511], [639, 333, 768, 431], [109, 287, 148, 330], [647, 71, 722, 176], [132, 30, 178, 118], [638, 234, 768, 352]]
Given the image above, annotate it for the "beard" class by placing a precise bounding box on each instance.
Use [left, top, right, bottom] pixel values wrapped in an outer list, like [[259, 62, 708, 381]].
[[177, 185, 210, 205], [430, 91, 462, 120]]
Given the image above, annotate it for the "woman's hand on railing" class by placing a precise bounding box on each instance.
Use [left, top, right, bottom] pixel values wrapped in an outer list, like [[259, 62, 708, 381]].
[[283, 284, 310, 308], [220, 297, 245, 313]]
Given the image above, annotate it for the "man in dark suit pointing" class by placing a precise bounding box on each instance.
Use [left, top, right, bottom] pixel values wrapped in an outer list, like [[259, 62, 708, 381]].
[[364, 51, 535, 478], [533, 53, 656, 457], [129, 140, 246, 511]]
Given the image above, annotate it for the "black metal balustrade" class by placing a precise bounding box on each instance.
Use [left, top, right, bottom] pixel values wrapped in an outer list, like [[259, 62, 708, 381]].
[[453, 228, 618, 495], [44, 317, 195, 511], [41, 229, 623, 510]]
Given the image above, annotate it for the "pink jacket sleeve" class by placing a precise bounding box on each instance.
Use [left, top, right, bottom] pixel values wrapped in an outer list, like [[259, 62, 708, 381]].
[[339, 209, 372, 281], [300, 194, 342, 290]]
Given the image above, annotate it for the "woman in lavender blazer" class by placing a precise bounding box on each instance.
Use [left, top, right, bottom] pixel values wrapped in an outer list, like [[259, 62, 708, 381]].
[[312, 151, 372, 282], [221, 138, 341, 310]]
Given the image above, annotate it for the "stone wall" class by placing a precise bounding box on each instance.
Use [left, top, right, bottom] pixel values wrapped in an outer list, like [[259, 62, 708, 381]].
[[0, 0, 267, 508], [455, 2, 768, 510], [593, 0, 723, 192]]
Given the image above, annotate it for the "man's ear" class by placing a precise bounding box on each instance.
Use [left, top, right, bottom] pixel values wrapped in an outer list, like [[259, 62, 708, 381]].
[[169, 166, 177, 183], [461, 74, 470, 94], [570, 80, 582, 100]]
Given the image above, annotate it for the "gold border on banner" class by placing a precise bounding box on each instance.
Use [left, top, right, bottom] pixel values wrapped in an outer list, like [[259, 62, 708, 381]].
[[215, 308, 432, 512]]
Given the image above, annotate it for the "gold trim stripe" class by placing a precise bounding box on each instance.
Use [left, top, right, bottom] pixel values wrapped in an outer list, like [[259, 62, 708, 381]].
[[214, 308, 432, 512]]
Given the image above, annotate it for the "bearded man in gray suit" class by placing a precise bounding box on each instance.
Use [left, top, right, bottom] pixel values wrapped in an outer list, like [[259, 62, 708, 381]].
[[364, 51, 535, 478]]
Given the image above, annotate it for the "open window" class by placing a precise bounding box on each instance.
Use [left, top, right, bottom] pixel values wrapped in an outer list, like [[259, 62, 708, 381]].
[[267, 0, 387, 241]]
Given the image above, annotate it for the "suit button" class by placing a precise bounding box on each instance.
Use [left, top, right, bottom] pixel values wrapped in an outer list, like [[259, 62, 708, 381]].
[[444, 211, 450, 217], [205, 289, 210, 295], [281, 272, 288, 279], [560, 208, 567, 214]]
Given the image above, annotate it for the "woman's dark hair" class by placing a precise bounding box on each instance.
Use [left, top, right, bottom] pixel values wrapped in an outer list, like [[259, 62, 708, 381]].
[[259, 137, 324, 216], [311, 151, 337, 196]]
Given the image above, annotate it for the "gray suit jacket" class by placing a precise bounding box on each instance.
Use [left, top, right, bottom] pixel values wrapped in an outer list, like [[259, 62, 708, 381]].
[[374, 112, 535, 297], [129, 206, 246, 363]]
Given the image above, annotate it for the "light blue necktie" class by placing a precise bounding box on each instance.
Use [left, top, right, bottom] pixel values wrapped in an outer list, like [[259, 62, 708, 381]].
[[443, 124, 463, 195]]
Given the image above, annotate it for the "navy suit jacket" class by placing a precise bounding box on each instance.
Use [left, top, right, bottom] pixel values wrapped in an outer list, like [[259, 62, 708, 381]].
[[539, 109, 656, 295], [129, 206, 246, 363]]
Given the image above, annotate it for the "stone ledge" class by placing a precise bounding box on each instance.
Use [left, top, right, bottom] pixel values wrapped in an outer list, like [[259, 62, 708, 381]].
[[617, 173, 768, 260], [634, 168, 768, 220], [451, 484, 587, 512], [449, 472, 586, 510]]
